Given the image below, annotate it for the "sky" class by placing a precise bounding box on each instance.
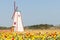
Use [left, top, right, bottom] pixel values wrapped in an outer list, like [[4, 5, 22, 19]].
[[0, 0, 60, 27]]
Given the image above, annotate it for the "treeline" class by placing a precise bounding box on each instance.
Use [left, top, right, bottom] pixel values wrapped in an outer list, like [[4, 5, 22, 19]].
[[0, 26, 14, 30], [27, 24, 55, 29], [0, 24, 60, 30], [0, 27, 10, 30]]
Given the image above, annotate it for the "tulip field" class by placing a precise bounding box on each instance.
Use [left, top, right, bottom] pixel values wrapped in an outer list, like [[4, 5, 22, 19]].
[[0, 29, 60, 40]]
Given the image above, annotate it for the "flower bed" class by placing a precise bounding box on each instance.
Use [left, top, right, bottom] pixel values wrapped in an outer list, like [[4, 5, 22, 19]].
[[0, 32, 60, 40]]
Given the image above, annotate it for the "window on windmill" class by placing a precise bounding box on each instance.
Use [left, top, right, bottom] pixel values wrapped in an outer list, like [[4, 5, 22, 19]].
[[14, 22, 16, 25]]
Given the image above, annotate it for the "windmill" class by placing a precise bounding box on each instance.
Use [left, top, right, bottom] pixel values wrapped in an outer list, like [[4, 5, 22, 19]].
[[12, 1, 24, 32]]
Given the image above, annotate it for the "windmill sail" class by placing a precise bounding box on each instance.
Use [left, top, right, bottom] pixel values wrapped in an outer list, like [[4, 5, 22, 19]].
[[12, 1, 18, 19]]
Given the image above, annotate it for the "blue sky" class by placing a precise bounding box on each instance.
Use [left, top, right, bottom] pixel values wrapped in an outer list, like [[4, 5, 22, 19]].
[[0, 0, 60, 27]]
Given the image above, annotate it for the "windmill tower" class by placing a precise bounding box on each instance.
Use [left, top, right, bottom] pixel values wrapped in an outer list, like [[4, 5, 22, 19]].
[[12, 1, 24, 32]]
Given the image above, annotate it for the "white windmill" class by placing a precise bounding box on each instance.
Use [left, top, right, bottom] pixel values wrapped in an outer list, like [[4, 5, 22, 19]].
[[12, 1, 24, 32]]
